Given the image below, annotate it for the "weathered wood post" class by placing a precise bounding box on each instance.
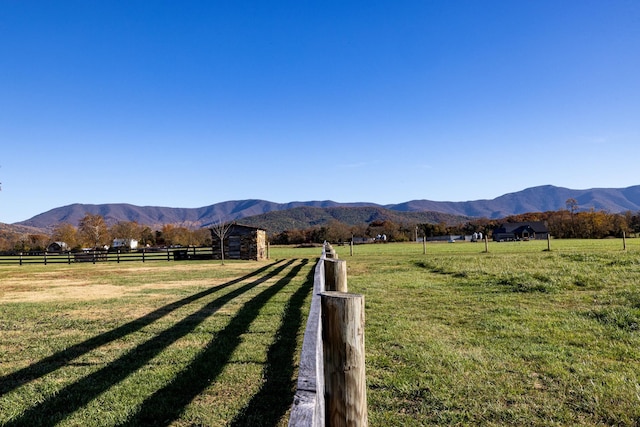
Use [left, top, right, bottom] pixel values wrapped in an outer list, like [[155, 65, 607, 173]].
[[44, 251, 47, 266], [350, 238, 353, 257], [167, 247, 171, 261], [326, 244, 336, 259], [484, 235, 489, 253], [423, 234, 427, 255], [19, 252, 23, 266], [325, 258, 348, 292], [117, 249, 120, 264], [623, 231, 627, 251], [67, 251, 71, 265], [321, 292, 367, 427], [547, 234, 551, 252], [142, 248, 146, 263]]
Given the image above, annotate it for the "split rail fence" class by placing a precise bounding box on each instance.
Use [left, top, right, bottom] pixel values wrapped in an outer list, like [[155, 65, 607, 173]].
[[289, 243, 367, 427]]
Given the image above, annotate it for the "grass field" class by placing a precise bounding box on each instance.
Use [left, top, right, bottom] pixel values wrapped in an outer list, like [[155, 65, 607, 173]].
[[0, 258, 315, 426], [324, 239, 640, 426], [2, 239, 640, 426]]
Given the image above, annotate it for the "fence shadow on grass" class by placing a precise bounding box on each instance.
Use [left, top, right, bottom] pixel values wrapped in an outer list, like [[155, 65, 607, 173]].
[[3, 259, 300, 427], [117, 258, 312, 426], [0, 259, 286, 398], [228, 260, 315, 426]]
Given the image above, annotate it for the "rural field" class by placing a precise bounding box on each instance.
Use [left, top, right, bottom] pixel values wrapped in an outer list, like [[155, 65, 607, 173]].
[[2, 239, 640, 426], [0, 258, 315, 426]]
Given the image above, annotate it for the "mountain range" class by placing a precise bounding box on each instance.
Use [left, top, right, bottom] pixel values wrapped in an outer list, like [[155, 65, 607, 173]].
[[11, 185, 640, 233]]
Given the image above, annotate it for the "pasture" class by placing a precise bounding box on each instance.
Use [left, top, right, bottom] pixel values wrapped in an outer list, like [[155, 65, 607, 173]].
[[327, 239, 640, 426], [0, 259, 315, 426], [1, 239, 639, 426]]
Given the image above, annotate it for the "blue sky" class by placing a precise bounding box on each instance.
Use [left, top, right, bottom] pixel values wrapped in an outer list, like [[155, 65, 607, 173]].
[[1, 1, 639, 224]]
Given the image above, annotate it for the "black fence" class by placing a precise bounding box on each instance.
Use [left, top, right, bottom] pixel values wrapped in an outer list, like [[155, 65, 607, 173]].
[[0, 246, 214, 265]]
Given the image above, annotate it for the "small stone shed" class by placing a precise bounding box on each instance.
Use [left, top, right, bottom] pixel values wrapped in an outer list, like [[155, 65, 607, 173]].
[[209, 224, 267, 261]]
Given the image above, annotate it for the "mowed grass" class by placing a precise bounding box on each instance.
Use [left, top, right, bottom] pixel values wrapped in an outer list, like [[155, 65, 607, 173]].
[[331, 239, 640, 426], [3, 240, 640, 426], [0, 258, 315, 426]]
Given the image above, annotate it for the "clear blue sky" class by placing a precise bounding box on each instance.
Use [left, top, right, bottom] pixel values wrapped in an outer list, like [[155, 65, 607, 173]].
[[1, 1, 639, 224]]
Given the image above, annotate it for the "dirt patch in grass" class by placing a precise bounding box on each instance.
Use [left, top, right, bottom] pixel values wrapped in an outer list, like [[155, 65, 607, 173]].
[[0, 278, 229, 303], [0, 260, 267, 303]]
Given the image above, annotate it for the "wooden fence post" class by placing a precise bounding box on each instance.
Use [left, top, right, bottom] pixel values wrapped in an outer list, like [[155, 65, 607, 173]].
[[484, 235, 489, 253], [44, 251, 47, 266], [325, 259, 348, 292], [167, 247, 171, 261], [547, 234, 551, 252], [350, 239, 353, 257], [67, 251, 71, 264], [423, 235, 427, 255], [623, 231, 627, 251], [321, 292, 367, 427], [19, 252, 23, 266], [142, 248, 146, 263]]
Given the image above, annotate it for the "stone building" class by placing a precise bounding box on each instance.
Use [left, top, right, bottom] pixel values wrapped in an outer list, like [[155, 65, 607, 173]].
[[210, 224, 267, 261]]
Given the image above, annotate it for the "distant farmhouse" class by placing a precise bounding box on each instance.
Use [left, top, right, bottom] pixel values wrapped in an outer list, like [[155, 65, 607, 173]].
[[210, 224, 267, 261], [493, 221, 549, 241], [112, 238, 138, 250], [47, 241, 69, 252]]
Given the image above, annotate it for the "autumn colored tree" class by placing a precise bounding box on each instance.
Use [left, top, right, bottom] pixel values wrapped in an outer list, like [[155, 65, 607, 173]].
[[161, 224, 193, 246], [140, 226, 156, 246], [110, 221, 142, 242], [192, 228, 212, 246], [78, 213, 109, 248], [51, 223, 79, 250]]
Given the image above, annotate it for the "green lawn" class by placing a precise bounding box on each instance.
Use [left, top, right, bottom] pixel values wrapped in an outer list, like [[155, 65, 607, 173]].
[[2, 240, 639, 426], [0, 259, 315, 426], [336, 239, 640, 426]]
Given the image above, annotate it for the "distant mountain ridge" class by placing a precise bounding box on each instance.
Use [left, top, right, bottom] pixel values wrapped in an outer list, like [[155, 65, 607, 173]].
[[13, 185, 640, 231]]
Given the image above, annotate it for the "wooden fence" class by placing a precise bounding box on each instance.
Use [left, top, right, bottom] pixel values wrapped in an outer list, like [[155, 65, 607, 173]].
[[0, 246, 214, 265], [289, 243, 367, 427]]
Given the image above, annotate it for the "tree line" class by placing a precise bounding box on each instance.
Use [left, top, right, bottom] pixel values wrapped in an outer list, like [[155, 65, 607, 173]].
[[270, 200, 640, 244], [3, 200, 640, 252], [0, 213, 211, 253]]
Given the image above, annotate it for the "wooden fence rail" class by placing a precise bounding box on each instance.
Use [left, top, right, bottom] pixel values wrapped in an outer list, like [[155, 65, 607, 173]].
[[0, 246, 214, 265], [289, 243, 367, 427]]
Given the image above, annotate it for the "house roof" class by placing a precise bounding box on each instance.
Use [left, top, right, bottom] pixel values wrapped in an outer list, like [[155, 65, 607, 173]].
[[496, 221, 549, 233]]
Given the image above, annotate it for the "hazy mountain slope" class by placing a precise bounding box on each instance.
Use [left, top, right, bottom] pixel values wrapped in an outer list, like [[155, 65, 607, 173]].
[[388, 185, 640, 218], [13, 185, 640, 230], [17, 200, 381, 230]]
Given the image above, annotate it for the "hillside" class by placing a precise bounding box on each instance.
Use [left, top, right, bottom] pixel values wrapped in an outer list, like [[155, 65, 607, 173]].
[[388, 185, 640, 218], [237, 206, 469, 233], [16, 200, 379, 231], [11, 185, 640, 231]]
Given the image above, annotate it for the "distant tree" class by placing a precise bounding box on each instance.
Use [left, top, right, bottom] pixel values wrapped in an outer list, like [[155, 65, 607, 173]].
[[192, 228, 212, 246], [211, 219, 232, 265], [140, 226, 156, 247], [78, 213, 108, 248], [110, 221, 142, 242], [51, 223, 79, 250], [566, 198, 578, 237], [161, 224, 193, 246]]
